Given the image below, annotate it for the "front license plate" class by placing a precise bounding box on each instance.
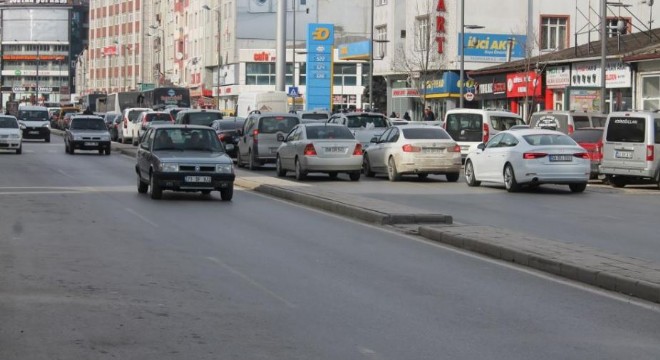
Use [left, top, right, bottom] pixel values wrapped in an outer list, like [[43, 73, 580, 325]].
[[549, 154, 573, 162], [29, 131, 39, 135], [615, 150, 633, 159], [225, 144, 234, 151], [185, 176, 211, 183], [84, 142, 98, 146]]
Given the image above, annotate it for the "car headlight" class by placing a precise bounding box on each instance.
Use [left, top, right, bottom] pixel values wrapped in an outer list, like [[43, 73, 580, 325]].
[[19, 124, 26, 130], [73, 135, 82, 140], [215, 164, 233, 174], [100, 135, 110, 141], [160, 163, 179, 172], [10, 134, 20, 139], [42, 123, 50, 128]]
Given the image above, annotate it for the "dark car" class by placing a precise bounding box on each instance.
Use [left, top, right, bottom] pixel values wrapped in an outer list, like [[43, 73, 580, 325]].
[[103, 112, 122, 141], [211, 117, 245, 158], [174, 109, 223, 127], [569, 127, 604, 179], [136, 125, 235, 200], [64, 115, 112, 155]]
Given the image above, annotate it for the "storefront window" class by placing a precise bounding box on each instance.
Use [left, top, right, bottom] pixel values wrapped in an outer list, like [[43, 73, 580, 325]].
[[642, 75, 660, 111], [333, 64, 357, 86], [554, 91, 564, 110], [246, 63, 294, 86]]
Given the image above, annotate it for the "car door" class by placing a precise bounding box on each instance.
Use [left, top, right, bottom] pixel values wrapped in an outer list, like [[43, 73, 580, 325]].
[[279, 126, 300, 170], [491, 133, 519, 181], [474, 133, 505, 181], [368, 128, 393, 172], [137, 128, 154, 179], [382, 128, 401, 164], [239, 116, 254, 158]]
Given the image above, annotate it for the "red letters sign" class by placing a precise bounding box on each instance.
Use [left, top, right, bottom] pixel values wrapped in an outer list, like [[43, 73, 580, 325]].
[[435, 0, 447, 54], [506, 71, 542, 98], [253, 52, 271, 61]]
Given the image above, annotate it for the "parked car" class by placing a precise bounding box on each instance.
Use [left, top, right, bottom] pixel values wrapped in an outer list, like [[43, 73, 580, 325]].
[[16, 105, 50, 142], [135, 125, 235, 200], [299, 110, 331, 123], [275, 123, 362, 181], [64, 115, 112, 155], [174, 109, 223, 127], [58, 111, 80, 130], [464, 129, 590, 192], [569, 128, 604, 179], [362, 125, 462, 182], [328, 112, 391, 147], [108, 113, 123, 142], [529, 110, 606, 135], [600, 111, 660, 188], [0, 115, 23, 154], [136, 111, 174, 141], [390, 118, 410, 126], [47, 107, 61, 127], [56, 106, 80, 129], [236, 112, 301, 169], [444, 108, 525, 161], [211, 117, 245, 158], [119, 107, 150, 145]]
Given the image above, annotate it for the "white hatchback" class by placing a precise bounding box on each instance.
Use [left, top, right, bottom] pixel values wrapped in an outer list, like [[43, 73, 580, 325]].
[[0, 115, 23, 154], [464, 129, 590, 192], [120, 108, 150, 145]]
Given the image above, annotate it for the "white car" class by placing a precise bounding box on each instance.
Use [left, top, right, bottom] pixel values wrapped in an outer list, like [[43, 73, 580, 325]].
[[464, 129, 591, 192], [0, 115, 23, 154], [363, 125, 462, 182], [119, 107, 150, 145]]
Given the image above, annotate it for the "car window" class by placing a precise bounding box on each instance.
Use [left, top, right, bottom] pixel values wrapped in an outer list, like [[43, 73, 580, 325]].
[[345, 114, 388, 128], [285, 126, 298, 142], [153, 128, 224, 152], [530, 114, 569, 132], [570, 129, 604, 143], [186, 112, 223, 126], [17, 110, 49, 121], [305, 126, 354, 139], [302, 113, 330, 121], [500, 133, 519, 147], [606, 117, 646, 143], [378, 128, 392, 142], [523, 134, 577, 146], [591, 116, 607, 127], [258, 116, 300, 134], [656, 118, 660, 144], [0, 117, 18, 128], [485, 133, 505, 148], [573, 116, 591, 129], [489, 116, 524, 131], [141, 129, 153, 149], [446, 113, 483, 141], [387, 128, 400, 143], [70, 118, 106, 130], [402, 128, 451, 139], [147, 113, 173, 122]]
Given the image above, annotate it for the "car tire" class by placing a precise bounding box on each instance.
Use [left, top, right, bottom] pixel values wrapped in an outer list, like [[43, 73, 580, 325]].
[[149, 173, 163, 200], [106, 147, 111, 155], [504, 164, 520, 193], [236, 151, 245, 168], [295, 158, 306, 181], [609, 176, 626, 188], [137, 174, 148, 194], [70, 146, 75, 155], [387, 157, 401, 182], [328, 172, 338, 179], [569, 183, 587, 193], [16, 145, 22, 155], [44, 136, 50, 143], [363, 154, 375, 177], [446, 173, 460, 183], [417, 173, 428, 180], [465, 160, 481, 186], [275, 156, 287, 177], [349, 171, 361, 181], [248, 150, 257, 170], [220, 186, 233, 201]]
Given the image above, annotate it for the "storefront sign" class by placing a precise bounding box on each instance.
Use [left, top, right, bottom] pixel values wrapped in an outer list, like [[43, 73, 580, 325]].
[[7, 0, 70, 4], [545, 66, 571, 89], [473, 73, 507, 101], [253, 51, 273, 62], [569, 89, 602, 112], [506, 71, 542, 98], [392, 88, 420, 98], [2, 55, 66, 61], [2, 70, 68, 76], [338, 41, 370, 61], [435, 0, 446, 54], [461, 33, 526, 62], [571, 60, 631, 88], [424, 72, 461, 98], [306, 23, 334, 111]]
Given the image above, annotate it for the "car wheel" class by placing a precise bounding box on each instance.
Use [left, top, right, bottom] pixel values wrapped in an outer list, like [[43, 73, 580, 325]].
[[201, 190, 212, 195], [363, 154, 375, 177], [44, 136, 50, 143], [504, 164, 520, 192], [16, 145, 22, 155], [387, 157, 401, 182], [149, 172, 163, 200], [295, 158, 306, 181], [137, 173, 148, 194], [609, 176, 626, 188], [465, 160, 481, 186], [417, 173, 428, 180], [276, 156, 287, 177], [220, 186, 233, 201], [248, 150, 257, 170], [349, 171, 361, 181], [328, 172, 338, 179], [445, 173, 460, 182], [569, 183, 587, 193], [98, 149, 104, 155], [70, 146, 75, 155], [106, 147, 111, 155], [236, 150, 245, 168]]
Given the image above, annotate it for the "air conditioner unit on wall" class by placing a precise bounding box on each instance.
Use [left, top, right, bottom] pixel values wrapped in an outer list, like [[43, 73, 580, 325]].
[[249, 0, 274, 13]]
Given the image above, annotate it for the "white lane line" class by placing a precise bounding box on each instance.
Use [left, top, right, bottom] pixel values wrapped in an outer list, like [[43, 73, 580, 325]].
[[357, 346, 383, 359], [205, 256, 296, 308], [125, 208, 159, 228]]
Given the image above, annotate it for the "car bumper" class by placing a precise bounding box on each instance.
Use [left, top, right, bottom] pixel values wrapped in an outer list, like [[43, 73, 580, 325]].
[[397, 154, 462, 174], [301, 156, 363, 172], [516, 164, 590, 184], [599, 165, 656, 179], [153, 172, 235, 190], [22, 128, 50, 138], [71, 140, 111, 150], [0, 139, 21, 148]]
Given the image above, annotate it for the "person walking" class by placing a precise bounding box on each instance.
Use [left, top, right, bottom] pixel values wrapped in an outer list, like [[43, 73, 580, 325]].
[[403, 112, 411, 121], [423, 107, 435, 121]]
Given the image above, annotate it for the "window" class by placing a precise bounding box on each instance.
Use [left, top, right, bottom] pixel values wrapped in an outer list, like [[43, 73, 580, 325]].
[[540, 16, 568, 51], [606, 17, 631, 37], [415, 16, 430, 51], [642, 75, 660, 111], [375, 25, 387, 59], [246, 63, 294, 85], [376, 0, 387, 5], [333, 64, 357, 86]]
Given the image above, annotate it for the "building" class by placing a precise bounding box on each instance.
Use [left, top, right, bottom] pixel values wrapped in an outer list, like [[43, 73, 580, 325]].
[[0, 0, 89, 106]]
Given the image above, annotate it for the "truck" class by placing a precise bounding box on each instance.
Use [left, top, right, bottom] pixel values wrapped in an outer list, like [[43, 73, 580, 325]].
[[236, 91, 288, 118]]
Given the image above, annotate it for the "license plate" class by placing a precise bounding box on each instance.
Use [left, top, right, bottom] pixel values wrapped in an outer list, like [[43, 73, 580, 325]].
[[615, 150, 633, 159], [225, 144, 234, 151], [324, 147, 345, 153], [185, 176, 211, 183], [424, 148, 443, 153], [84, 142, 98, 146], [29, 131, 39, 134], [549, 154, 573, 162]]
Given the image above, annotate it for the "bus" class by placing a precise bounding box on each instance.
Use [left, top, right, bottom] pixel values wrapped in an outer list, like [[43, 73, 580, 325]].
[[139, 87, 191, 110], [107, 91, 142, 113]]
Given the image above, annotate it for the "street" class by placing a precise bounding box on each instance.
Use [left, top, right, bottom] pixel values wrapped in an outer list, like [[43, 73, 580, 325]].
[[1, 138, 660, 359]]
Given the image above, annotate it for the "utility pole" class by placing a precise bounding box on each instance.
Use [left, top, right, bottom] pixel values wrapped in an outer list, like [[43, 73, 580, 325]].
[[275, 0, 286, 91], [36, 46, 40, 105], [600, 0, 607, 113], [368, 0, 374, 111]]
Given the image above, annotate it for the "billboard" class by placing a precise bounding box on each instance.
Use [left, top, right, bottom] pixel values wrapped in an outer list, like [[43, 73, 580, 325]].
[[460, 33, 527, 62], [2, 9, 69, 42], [571, 60, 631, 88], [306, 23, 334, 111]]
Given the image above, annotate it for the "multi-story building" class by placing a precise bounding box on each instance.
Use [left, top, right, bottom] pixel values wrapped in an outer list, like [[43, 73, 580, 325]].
[[0, 0, 89, 106]]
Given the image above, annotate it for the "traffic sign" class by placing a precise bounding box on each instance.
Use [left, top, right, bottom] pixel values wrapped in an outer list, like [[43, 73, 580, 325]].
[[464, 92, 475, 101], [287, 86, 300, 97]]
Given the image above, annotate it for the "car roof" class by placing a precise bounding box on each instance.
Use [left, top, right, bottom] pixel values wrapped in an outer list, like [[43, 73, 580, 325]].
[[446, 108, 519, 116], [532, 110, 605, 116], [254, 112, 300, 118], [71, 115, 104, 119], [301, 122, 345, 127], [340, 112, 385, 116], [178, 109, 222, 113], [149, 124, 214, 130], [18, 105, 48, 111], [508, 128, 567, 136], [0, 115, 17, 119]]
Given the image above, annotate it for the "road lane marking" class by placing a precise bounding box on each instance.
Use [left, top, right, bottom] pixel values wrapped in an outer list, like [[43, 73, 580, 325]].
[[205, 256, 296, 308], [0, 185, 134, 196], [125, 208, 159, 228]]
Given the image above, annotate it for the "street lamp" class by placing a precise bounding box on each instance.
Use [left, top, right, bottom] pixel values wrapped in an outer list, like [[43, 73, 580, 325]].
[[203, 5, 222, 109], [459, 0, 484, 109], [148, 25, 166, 86]]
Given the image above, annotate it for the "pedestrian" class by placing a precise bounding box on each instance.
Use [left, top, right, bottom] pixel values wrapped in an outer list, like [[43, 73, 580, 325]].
[[403, 112, 411, 121], [389, 111, 397, 118], [82, 107, 93, 115], [423, 107, 436, 121]]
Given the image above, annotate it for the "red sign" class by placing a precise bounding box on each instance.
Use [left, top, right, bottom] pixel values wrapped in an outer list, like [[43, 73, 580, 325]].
[[102, 45, 118, 56], [253, 51, 272, 62], [506, 71, 542, 98], [392, 88, 420, 97], [435, 0, 447, 54]]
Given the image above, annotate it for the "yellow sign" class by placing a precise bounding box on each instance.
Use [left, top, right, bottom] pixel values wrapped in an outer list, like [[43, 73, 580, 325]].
[[312, 27, 331, 41]]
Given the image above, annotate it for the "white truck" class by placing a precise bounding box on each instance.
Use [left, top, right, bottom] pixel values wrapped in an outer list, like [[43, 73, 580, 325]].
[[236, 91, 288, 117]]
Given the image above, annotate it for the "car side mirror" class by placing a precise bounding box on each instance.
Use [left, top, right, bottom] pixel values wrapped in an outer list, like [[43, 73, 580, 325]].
[[477, 143, 486, 150], [370, 136, 379, 143], [277, 133, 285, 142]]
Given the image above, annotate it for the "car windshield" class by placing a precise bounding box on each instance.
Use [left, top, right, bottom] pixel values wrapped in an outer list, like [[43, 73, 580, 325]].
[[305, 126, 354, 139], [147, 113, 172, 122], [523, 134, 578, 146], [215, 120, 245, 131], [530, 114, 569, 132], [70, 118, 106, 130], [490, 116, 524, 131], [258, 116, 300, 134], [402, 127, 452, 139], [346, 115, 388, 128], [18, 110, 49, 121], [570, 129, 603, 143], [302, 113, 329, 121], [187, 112, 223, 126], [445, 113, 483, 141], [0, 117, 18, 128], [573, 116, 592, 129], [606, 117, 646, 143], [153, 128, 224, 152], [128, 110, 148, 122]]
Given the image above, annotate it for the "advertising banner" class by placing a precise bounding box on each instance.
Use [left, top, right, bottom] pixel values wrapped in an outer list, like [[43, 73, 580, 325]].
[[546, 66, 571, 89], [569, 89, 602, 112], [306, 23, 334, 111], [506, 71, 542, 98], [570, 60, 631, 88], [460, 33, 527, 62]]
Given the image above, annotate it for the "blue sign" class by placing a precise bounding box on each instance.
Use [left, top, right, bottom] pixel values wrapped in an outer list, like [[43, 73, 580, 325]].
[[459, 33, 527, 62], [423, 72, 475, 98], [306, 23, 334, 111], [338, 40, 370, 60], [288, 86, 300, 97]]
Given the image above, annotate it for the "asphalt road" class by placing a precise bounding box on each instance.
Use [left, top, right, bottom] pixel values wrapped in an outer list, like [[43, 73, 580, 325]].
[[1, 138, 660, 360], [237, 163, 660, 263]]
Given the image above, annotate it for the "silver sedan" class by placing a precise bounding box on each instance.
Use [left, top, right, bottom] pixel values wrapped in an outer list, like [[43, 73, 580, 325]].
[[276, 123, 363, 181], [362, 125, 462, 181]]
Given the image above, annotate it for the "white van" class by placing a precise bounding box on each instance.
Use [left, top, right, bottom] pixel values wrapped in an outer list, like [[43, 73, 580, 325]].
[[600, 111, 660, 188], [444, 108, 524, 159], [236, 91, 288, 118]]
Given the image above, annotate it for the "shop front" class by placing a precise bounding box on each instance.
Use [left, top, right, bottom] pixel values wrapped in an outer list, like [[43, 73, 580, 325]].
[[423, 71, 461, 121], [473, 73, 508, 110], [634, 58, 660, 111], [567, 60, 632, 113], [506, 71, 544, 120], [545, 65, 571, 111]]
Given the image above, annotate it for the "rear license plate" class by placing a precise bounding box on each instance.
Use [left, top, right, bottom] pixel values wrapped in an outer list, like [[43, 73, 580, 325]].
[[185, 176, 211, 183], [84, 142, 98, 146], [29, 131, 39, 135], [549, 154, 573, 162], [324, 147, 345, 153], [424, 148, 443, 153], [225, 144, 234, 151], [615, 150, 633, 159]]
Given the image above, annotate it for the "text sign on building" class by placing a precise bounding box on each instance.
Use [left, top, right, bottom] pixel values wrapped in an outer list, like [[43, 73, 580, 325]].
[[461, 33, 527, 62], [506, 71, 542, 98], [570, 60, 631, 89], [545, 66, 570, 89], [435, 0, 446, 54], [306, 23, 334, 111]]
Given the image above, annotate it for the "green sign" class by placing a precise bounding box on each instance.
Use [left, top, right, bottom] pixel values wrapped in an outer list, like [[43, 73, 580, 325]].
[[14, 70, 21, 76], [138, 83, 156, 91]]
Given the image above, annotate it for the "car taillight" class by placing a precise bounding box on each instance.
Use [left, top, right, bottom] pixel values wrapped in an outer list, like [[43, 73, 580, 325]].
[[483, 123, 489, 143], [573, 152, 590, 159], [568, 124, 575, 135], [448, 144, 461, 152], [523, 152, 548, 159], [252, 129, 259, 142], [218, 133, 226, 141], [353, 143, 363, 155], [402, 144, 421, 152], [647, 145, 654, 161], [303, 143, 317, 156], [594, 142, 603, 160]]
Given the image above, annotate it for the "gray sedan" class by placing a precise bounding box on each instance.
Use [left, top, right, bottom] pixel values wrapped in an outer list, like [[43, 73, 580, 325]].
[[276, 123, 363, 181]]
